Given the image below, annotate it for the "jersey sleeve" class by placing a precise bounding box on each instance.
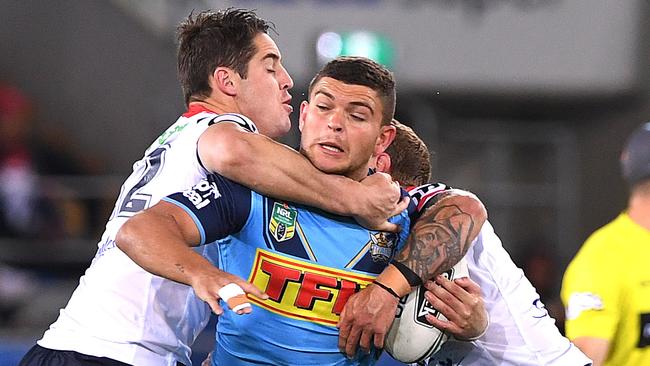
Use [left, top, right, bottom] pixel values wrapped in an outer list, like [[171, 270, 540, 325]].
[[208, 113, 258, 133], [406, 182, 452, 223], [162, 173, 252, 245], [561, 234, 622, 341]]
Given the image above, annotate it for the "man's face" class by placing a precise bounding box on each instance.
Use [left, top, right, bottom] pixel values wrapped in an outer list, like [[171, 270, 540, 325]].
[[236, 33, 294, 139], [298, 77, 393, 181]]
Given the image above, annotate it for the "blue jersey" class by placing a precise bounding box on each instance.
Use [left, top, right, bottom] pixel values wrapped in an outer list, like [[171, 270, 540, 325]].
[[165, 175, 449, 366]]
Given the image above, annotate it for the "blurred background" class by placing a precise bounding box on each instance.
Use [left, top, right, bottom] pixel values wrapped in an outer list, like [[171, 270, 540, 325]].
[[0, 0, 648, 364]]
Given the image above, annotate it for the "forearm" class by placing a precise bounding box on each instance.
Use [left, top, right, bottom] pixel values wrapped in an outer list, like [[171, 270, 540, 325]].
[[377, 190, 487, 296], [220, 134, 360, 215], [116, 210, 210, 286], [117, 202, 268, 315], [199, 124, 360, 215]]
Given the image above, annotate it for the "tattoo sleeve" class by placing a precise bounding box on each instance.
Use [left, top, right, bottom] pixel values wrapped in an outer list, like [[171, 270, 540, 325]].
[[394, 190, 486, 283]]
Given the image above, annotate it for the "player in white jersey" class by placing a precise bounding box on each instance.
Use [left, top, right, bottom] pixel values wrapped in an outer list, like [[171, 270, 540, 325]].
[[38, 111, 254, 365], [370, 122, 592, 365], [20, 9, 405, 366], [417, 222, 592, 366]]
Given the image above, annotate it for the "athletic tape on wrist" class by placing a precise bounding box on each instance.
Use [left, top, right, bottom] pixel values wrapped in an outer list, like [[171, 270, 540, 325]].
[[390, 261, 423, 287], [218, 283, 251, 313]]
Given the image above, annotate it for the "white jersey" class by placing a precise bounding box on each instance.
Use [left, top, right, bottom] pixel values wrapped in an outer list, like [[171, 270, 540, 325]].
[[38, 106, 257, 366], [417, 222, 592, 366]]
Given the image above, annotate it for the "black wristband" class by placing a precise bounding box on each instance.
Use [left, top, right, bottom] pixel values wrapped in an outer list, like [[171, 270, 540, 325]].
[[390, 260, 423, 287], [372, 280, 400, 299]]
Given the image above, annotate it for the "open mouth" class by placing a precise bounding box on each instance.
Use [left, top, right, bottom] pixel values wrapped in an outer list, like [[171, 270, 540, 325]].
[[319, 143, 343, 153]]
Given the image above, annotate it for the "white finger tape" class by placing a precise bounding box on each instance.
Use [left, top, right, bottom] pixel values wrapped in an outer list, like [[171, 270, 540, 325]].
[[218, 283, 251, 312], [218, 283, 245, 300], [231, 301, 251, 313]]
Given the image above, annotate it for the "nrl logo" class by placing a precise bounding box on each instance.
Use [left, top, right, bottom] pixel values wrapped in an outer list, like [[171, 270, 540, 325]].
[[269, 202, 297, 242], [368, 232, 397, 263]]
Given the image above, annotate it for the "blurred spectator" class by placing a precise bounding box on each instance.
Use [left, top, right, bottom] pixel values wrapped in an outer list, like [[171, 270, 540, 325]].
[[0, 83, 106, 326], [561, 122, 650, 366], [0, 84, 42, 237], [0, 83, 101, 239]]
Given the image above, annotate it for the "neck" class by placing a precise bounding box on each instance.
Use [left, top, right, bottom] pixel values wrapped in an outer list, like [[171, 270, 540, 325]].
[[349, 166, 371, 182], [628, 192, 650, 231], [189, 96, 238, 115]]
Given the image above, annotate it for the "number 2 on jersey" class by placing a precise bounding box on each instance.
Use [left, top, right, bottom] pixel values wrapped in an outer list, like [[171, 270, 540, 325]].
[[113, 146, 168, 218]]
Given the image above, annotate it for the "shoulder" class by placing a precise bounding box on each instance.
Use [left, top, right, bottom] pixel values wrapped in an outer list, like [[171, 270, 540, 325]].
[[207, 113, 258, 133], [563, 218, 628, 284], [406, 182, 450, 199], [181, 106, 257, 132], [580, 214, 630, 255], [406, 182, 451, 212]]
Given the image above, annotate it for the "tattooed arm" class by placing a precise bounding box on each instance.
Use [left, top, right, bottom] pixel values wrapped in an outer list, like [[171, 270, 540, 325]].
[[337, 188, 486, 357], [392, 189, 485, 288]]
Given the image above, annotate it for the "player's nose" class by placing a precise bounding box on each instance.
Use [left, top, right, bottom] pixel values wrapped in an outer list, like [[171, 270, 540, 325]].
[[327, 112, 344, 132], [278, 64, 293, 90]]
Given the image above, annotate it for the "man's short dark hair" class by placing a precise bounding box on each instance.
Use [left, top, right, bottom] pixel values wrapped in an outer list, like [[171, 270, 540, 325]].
[[308, 57, 396, 126], [177, 8, 274, 105]]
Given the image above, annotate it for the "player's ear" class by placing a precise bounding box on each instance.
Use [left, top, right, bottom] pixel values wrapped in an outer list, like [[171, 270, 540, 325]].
[[212, 67, 237, 97], [298, 101, 309, 132], [375, 152, 392, 174], [374, 124, 396, 155]]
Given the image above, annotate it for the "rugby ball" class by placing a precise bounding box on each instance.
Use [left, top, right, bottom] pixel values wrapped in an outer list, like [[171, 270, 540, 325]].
[[384, 258, 469, 363]]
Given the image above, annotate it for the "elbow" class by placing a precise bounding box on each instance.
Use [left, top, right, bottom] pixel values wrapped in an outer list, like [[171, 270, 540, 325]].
[[459, 194, 488, 242], [462, 195, 487, 255], [438, 192, 487, 254], [446, 190, 488, 228], [467, 195, 487, 228], [115, 218, 138, 254]]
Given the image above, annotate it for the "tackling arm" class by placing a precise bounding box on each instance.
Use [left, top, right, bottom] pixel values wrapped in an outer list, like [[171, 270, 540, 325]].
[[116, 201, 207, 286], [337, 188, 487, 357], [116, 199, 267, 315], [198, 123, 407, 232], [380, 189, 487, 295]]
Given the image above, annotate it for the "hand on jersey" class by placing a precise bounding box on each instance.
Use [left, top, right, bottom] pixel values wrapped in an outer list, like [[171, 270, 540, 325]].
[[337, 282, 400, 358], [423, 275, 488, 340], [354, 172, 409, 233], [189, 266, 268, 316]]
